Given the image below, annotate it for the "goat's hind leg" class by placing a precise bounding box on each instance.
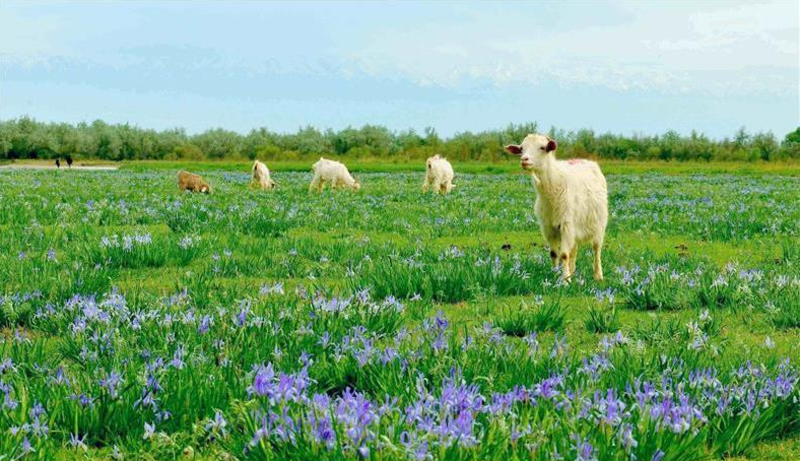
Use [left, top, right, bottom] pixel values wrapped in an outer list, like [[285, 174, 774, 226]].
[[549, 247, 559, 270], [592, 240, 604, 281], [569, 245, 578, 276]]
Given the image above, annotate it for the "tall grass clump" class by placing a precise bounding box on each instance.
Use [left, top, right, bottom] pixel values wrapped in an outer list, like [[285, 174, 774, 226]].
[[496, 296, 566, 336]]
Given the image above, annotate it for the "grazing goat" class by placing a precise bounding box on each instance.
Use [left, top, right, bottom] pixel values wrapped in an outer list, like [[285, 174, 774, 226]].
[[422, 155, 455, 194], [506, 134, 607, 281], [251, 160, 276, 190], [309, 158, 360, 192], [178, 171, 212, 194]]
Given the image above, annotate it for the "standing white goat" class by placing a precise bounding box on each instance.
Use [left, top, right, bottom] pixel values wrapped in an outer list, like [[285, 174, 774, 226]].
[[309, 158, 360, 192], [251, 160, 276, 190], [505, 134, 608, 281], [422, 155, 454, 194]]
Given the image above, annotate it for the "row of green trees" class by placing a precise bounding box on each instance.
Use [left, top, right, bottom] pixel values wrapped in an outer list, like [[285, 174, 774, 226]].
[[1, 117, 797, 162]]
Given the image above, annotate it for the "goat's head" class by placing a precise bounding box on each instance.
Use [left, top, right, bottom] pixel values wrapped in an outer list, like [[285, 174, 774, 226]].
[[505, 134, 557, 170]]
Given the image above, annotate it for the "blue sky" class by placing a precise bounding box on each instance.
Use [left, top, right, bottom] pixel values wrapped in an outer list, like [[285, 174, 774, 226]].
[[1, 1, 797, 138]]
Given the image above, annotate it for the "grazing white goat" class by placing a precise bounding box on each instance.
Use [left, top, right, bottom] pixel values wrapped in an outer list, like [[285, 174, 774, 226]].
[[422, 155, 455, 194], [251, 160, 276, 190], [505, 134, 608, 281], [309, 158, 360, 192]]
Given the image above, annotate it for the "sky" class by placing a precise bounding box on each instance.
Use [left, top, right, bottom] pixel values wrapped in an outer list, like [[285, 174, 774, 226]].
[[0, 0, 798, 138]]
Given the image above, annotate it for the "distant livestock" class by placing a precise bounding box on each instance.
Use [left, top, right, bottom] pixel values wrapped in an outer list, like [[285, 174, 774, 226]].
[[505, 134, 608, 282], [178, 171, 212, 194], [309, 158, 360, 192], [422, 155, 454, 194], [251, 160, 276, 190]]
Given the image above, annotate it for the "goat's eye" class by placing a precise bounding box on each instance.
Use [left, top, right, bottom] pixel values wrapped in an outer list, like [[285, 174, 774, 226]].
[[540, 146, 546, 151]]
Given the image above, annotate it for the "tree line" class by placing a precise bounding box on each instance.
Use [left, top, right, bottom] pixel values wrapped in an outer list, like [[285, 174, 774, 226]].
[[1, 117, 797, 162]]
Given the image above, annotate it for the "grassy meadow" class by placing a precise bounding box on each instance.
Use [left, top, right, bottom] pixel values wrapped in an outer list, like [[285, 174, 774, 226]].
[[0, 161, 797, 460]]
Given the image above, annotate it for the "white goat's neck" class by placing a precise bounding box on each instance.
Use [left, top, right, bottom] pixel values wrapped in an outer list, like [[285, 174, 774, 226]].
[[530, 154, 562, 192]]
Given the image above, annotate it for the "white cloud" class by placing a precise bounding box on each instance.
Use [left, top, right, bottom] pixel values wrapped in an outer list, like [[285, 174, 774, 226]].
[[648, 2, 797, 56], [0, 8, 68, 65], [346, 1, 798, 96], [1, 1, 796, 102]]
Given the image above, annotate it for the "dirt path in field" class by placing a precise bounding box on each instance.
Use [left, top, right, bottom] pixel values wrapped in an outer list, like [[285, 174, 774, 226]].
[[0, 164, 119, 171]]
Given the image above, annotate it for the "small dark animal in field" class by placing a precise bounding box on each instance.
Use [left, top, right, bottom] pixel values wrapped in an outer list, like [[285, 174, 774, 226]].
[[501, 243, 512, 251], [178, 171, 212, 193], [65, 155, 73, 168], [55, 159, 61, 169]]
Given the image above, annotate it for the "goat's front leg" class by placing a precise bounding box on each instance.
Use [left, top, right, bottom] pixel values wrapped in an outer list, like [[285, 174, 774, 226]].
[[559, 228, 575, 282], [545, 226, 561, 272]]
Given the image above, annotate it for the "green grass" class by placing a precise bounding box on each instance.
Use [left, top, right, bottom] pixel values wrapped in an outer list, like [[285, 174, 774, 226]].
[[3, 157, 795, 176], [0, 165, 797, 460], [118, 158, 800, 175]]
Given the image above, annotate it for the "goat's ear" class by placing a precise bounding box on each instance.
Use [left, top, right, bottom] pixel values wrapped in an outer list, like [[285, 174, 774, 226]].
[[546, 139, 557, 152], [505, 144, 522, 155]]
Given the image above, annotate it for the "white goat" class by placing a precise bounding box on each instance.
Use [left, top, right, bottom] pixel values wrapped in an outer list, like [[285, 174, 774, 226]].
[[505, 134, 608, 281], [422, 155, 455, 194], [309, 158, 360, 192], [251, 160, 276, 190]]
